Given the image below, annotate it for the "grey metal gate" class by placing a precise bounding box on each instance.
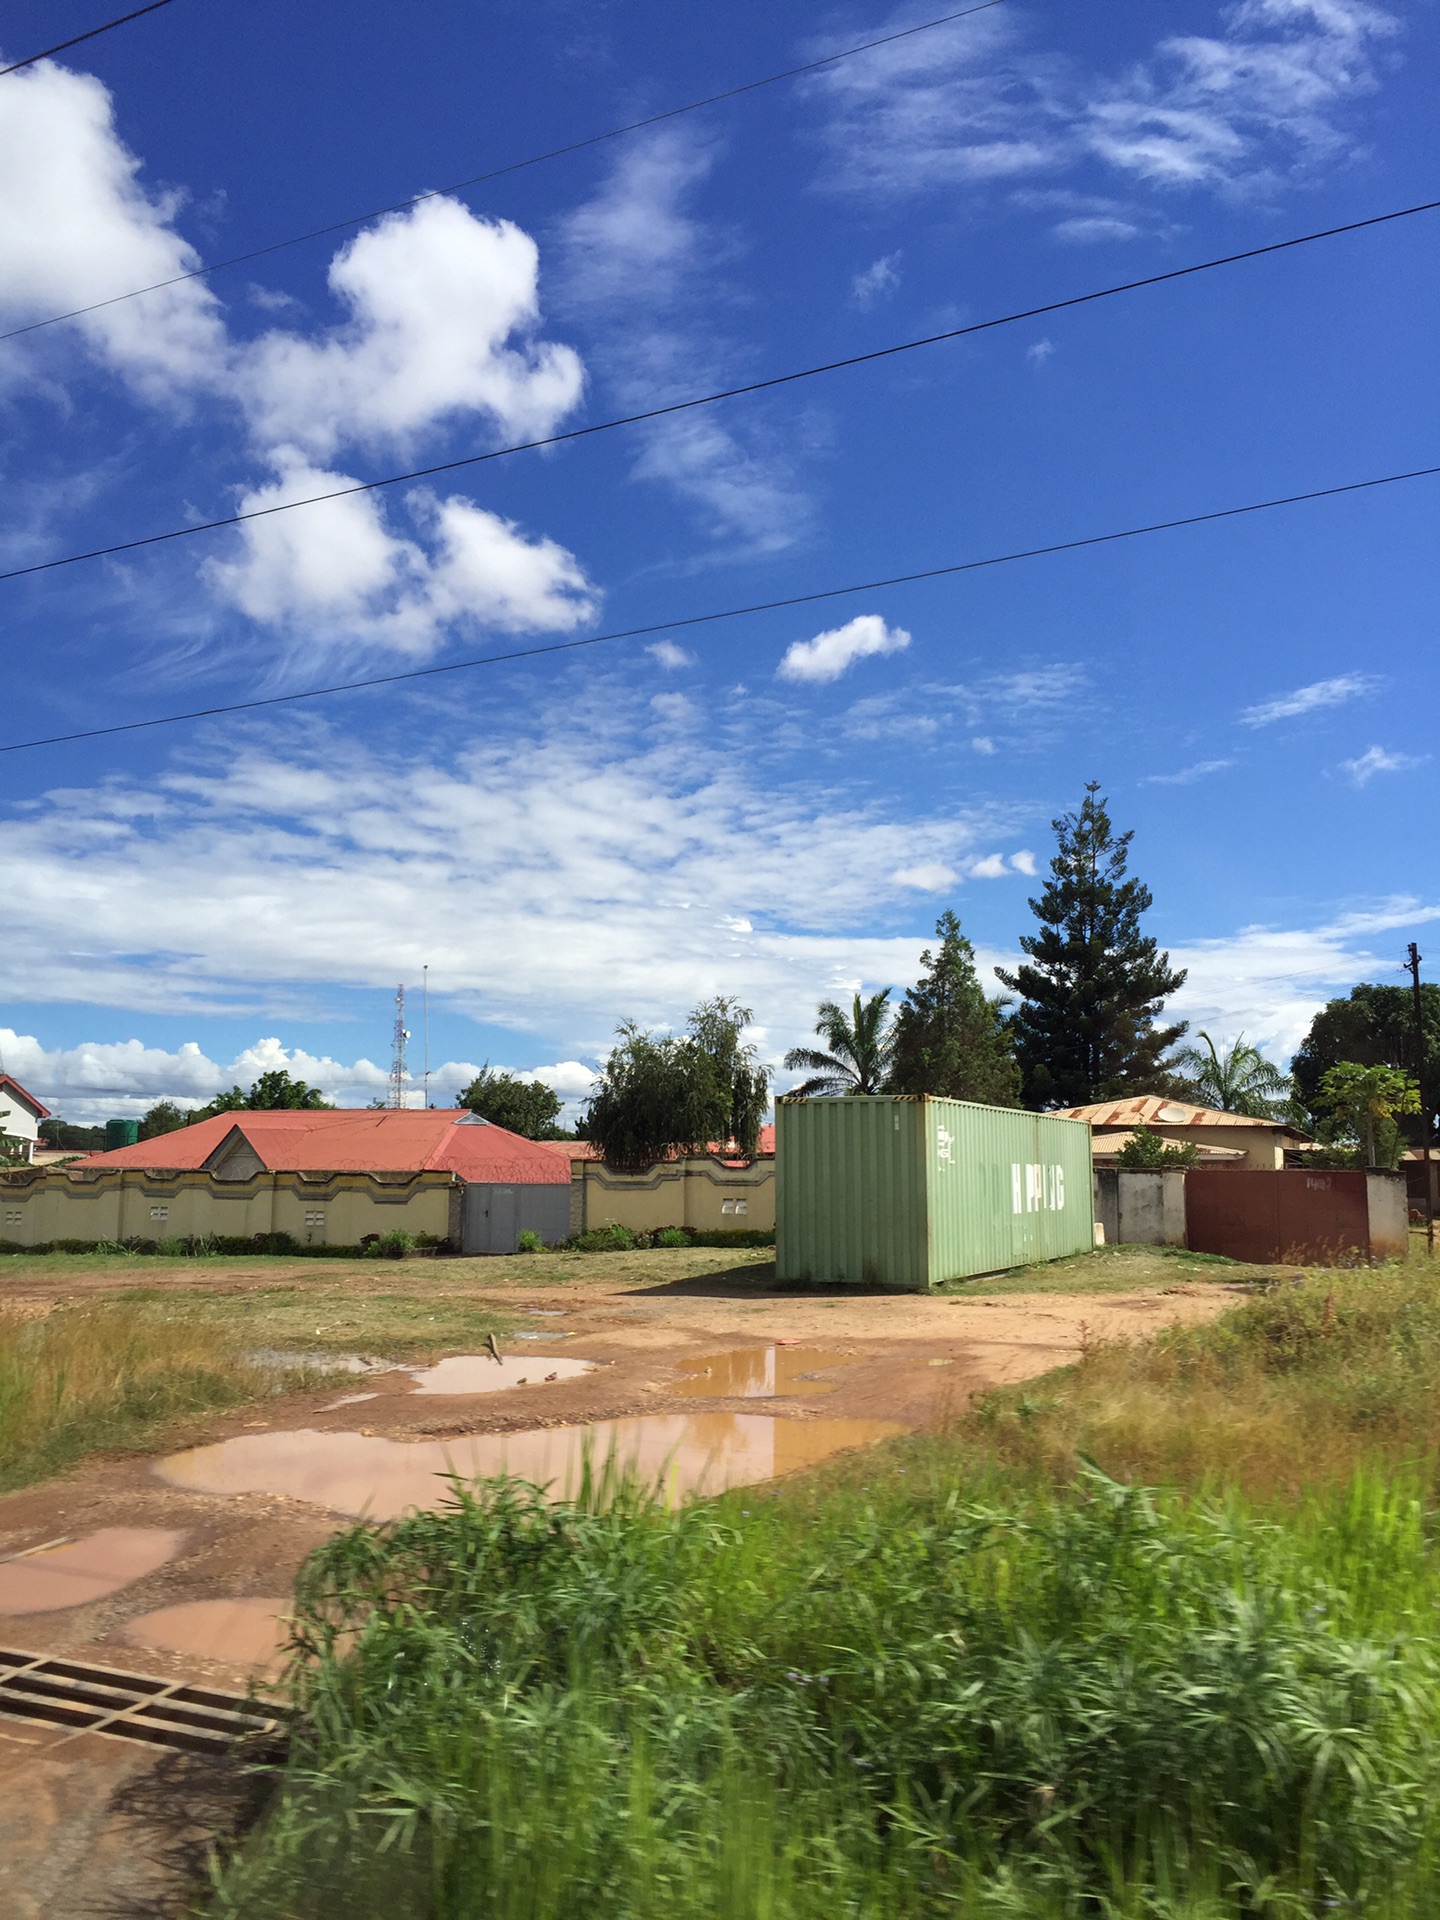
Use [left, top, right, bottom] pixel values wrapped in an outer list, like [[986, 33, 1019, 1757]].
[[461, 1182, 570, 1254]]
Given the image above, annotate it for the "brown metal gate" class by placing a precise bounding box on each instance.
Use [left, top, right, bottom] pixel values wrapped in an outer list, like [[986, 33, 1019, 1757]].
[[1185, 1169, 1372, 1264]]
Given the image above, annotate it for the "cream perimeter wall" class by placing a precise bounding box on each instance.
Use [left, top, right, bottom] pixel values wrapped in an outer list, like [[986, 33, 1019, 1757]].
[[571, 1156, 774, 1234], [0, 1166, 460, 1247]]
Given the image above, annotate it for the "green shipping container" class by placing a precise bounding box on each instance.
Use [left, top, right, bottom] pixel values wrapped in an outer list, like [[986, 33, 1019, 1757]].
[[775, 1095, 1094, 1290]]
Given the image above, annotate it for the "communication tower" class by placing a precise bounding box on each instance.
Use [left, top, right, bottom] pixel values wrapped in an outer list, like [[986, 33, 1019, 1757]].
[[389, 985, 410, 1109]]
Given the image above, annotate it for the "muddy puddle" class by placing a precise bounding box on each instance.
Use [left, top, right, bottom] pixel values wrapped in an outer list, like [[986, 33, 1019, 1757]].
[[156, 1413, 903, 1519], [408, 1354, 592, 1394], [0, 1528, 182, 1614], [673, 1347, 859, 1399], [121, 1597, 292, 1671]]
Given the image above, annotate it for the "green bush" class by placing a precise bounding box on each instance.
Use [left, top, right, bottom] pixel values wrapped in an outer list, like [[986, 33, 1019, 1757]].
[[566, 1223, 638, 1252], [655, 1226, 689, 1247], [364, 1229, 415, 1261], [516, 1230, 545, 1253]]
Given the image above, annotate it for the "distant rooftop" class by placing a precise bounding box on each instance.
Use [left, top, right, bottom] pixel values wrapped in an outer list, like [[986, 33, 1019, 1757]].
[[1056, 1095, 1309, 1138]]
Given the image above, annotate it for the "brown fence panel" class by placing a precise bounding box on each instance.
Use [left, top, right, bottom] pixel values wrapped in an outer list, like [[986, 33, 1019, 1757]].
[[1185, 1169, 1371, 1264]]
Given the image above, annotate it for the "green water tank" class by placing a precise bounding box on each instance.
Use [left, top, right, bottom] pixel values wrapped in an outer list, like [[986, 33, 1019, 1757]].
[[104, 1118, 140, 1150], [775, 1094, 1095, 1291]]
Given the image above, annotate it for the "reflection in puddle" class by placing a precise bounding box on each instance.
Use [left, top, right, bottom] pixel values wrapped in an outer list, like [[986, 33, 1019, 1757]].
[[673, 1348, 859, 1399], [409, 1355, 593, 1394], [122, 1597, 291, 1672], [0, 1528, 183, 1614], [156, 1413, 902, 1519]]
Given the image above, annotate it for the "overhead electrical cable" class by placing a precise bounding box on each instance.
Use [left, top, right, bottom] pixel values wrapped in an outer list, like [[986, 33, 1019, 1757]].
[[0, 0, 1006, 343], [0, 0, 176, 79], [2, 197, 1435, 590], [4, 462, 1434, 756]]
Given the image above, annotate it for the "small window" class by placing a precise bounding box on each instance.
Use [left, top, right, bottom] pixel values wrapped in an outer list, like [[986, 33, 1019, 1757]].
[[150, 1206, 169, 1222], [304, 1210, 325, 1227], [720, 1198, 749, 1216], [4, 1210, 20, 1226]]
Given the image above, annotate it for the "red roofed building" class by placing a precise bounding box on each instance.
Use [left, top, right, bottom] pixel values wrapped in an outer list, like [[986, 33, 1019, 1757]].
[[2, 1109, 573, 1253], [0, 1074, 51, 1164]]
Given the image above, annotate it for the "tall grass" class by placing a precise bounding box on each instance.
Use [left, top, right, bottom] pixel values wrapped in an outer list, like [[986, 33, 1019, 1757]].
[[0, 1301, 275, 1488], [211, 1256, 1440, 1920]]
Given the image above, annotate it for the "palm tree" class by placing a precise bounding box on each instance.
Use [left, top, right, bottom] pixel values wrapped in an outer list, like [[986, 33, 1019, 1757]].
[[1170, 1031, 1292, 1118], [783, 990, 896, 1097]]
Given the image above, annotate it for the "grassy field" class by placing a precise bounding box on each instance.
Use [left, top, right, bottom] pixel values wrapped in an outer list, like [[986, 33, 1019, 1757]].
[[206, 1243, 1440, 1919], [0, 1283, 514, 1491]]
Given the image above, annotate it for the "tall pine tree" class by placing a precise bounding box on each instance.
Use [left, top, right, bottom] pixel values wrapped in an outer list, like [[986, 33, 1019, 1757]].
[[888, 911, 1020, 1105], [996, 784, 1186, 1108]]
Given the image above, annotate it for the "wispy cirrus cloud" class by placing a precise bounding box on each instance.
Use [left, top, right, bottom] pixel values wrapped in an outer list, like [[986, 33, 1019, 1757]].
[[1339, 745, 1428, 787], [805, 0, 1398, 222], [1143, 758, 1233, 785], [1240, 672, 1381, 726], [556, 129, 812, 555]]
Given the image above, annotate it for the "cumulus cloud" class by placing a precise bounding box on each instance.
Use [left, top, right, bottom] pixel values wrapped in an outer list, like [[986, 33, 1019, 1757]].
[[1009, 849, 1038, 875], [778, 614, 911, 684], [0, 60, 227, 398], [1339, 745, 1427, 787], [239, 198, 584, 459], [1026, 338, 1055, 365], [1240, 672, 1380, 726], [851, 251, 903, 308], [892, 862, 957, 891], [204, 460, 597, 659], [647, 639, 695, 669]]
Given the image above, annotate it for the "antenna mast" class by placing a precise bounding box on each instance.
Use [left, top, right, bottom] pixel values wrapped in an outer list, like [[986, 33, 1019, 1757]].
[[422, 965, 431, 1110], [389, 985, 410, 1109]]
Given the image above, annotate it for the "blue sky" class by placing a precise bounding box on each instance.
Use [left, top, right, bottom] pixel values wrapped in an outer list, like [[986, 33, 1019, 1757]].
[[1, 0, 1435, 1121]]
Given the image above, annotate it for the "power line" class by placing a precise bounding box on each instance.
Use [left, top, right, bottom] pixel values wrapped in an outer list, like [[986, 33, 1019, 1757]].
[[4, 461, 1434, 756], [3, 198, 1435, 590], [0, 0, 1005, 345], [0, 0, 176, 79]]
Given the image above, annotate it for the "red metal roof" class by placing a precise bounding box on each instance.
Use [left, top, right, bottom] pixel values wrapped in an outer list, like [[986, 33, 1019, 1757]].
[[0, 1074, 51, 1121], [76, 1110, 572, 1184], [1055, 1095, 1308, 1138], [566, 1124, 775, 1163]]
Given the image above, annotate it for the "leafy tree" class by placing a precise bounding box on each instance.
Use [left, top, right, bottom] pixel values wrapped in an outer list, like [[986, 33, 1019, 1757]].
[[783, 990, 896, 1097], [888, 911, 1020, 1105], [139, 1099, 188, 1140], [205, 1070, 333, 1114], [1168, 1032, 1292, 1119], [1291, 983, 1440, 1145], [1315, 1062, 1420, 1168], [996, 784, 1186, 1109], [38, 1118, 107, 1151], [584, 999, 768, 1169], [1115, 1125, 1199, 1169], [459, 1066, 565, 1140]]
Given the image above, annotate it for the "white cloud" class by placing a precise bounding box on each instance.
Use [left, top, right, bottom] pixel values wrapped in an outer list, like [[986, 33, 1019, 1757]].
[[650, 691, 695, 724], [969, 853, 1009, 879], [0, 693, 1005, 1063], [647, 639, 695, 669], [1053, 215, 1143, 243], [1026, 338, 1056, 365], [204, 458, 597, 660], [1010, 849, 1037, 876], [851, 251, 903, 308], [778, 614, 911, 684], [892, 862, 957, 891], [527, 1060, 598, 1101], [0, 61, 228, 399], [971, 736, 997, 755], [1240, 672, 1380, 726], [805, 0, 1398, 204], [1143, 758, 1233, 785], [1340, 745, 1427, 787], [239, 198, 584, 459], [558, 130, 810, 553]]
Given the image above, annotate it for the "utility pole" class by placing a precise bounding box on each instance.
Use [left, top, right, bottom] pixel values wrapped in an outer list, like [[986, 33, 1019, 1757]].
[[1406, 942, 1434, 1253]]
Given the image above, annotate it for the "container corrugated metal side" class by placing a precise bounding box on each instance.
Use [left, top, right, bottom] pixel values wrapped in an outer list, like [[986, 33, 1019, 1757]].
[[922, 1100, 1093, 1279], [776, 1096, 1093, 1290], [775, 1097, 929, 1287]]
